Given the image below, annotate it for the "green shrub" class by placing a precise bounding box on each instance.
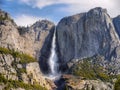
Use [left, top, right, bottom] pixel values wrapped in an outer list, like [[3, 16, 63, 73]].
[[0, 47, 11, 54], [114, 78, 120, 90], [64, 85, 69, 90], [11, 51, 21, 58], [0, 74, 7, 84], [18, 68, 26, 73], [0, 73, 47, 90], [71, 58, 110, 81], [7, 80, 47, 90], [71, 59, 96, 79], [0, 16, 7, 21], [19, 53, 36, 64], [0, 47, 36, 64], [97, 72, 110, 81]]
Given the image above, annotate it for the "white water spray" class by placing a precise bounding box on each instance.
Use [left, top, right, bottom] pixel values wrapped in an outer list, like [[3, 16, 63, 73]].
[[48, 27, 59, 78]]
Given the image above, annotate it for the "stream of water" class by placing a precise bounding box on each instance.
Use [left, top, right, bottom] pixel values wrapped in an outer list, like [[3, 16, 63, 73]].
[[45, 27, 66, 90], [48, 27, 60, 80]]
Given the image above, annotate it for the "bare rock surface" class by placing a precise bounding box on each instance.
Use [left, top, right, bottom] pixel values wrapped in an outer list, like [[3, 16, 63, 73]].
[[56, 7, 120, 63], [61, 74, 113, 90], [113, 15, 120, 38]]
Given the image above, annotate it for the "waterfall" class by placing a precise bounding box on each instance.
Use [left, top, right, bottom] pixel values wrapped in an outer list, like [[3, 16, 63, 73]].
[[48, 27, 59, 77]]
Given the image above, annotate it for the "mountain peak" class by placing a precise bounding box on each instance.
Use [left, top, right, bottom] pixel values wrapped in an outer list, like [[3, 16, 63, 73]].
[[116, 15, 120, 18], [87, 7, 107, 18], [88, 7, 107, 13], [30, 19, 54, 31], [0, 9, 16, 26], [0, 9, 11, 20]]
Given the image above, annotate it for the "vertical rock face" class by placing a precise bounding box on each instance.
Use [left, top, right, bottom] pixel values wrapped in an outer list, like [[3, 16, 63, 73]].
[[0, 51, 52, 90], [56, 7, 120, 64], [39, 28, 55, 74], [56, 13, 85, 62], [113, 15, 120, 38]]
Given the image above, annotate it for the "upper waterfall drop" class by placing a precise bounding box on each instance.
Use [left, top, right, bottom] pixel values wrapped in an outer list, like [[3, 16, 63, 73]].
[[48, 27, 59, 76]]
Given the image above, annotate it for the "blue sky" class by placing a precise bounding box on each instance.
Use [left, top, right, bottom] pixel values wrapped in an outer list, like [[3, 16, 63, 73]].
[[0, 0, 120, 26]]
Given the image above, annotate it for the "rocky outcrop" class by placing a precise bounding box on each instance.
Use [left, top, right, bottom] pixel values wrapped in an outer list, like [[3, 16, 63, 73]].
[[0, 53, 18, 80], [56, 7, 120, 70], [25, 62, 52, 89], [0, 50, 51, 90], [60, 74, 113, 90], [69, 79, 113, 90], [84, 80, 113, 90]]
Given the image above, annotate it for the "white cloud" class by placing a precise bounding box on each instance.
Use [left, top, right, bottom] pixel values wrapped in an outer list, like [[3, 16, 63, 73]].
[[58, 0, 120, 17], [19, 0, 87, 8], [19, 0, 56, 8], [14, 14, 41, 26], [19, 0, 120, 17]]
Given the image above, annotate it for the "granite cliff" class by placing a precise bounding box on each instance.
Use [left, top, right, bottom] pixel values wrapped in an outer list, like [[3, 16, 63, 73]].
[[40, 7, 120, 75], [113, 15, 120, 38], [56, 7, 120, 65]]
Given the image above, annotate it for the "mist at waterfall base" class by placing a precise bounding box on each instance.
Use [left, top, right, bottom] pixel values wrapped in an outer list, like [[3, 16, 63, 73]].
[[45, 28, 61, 80]]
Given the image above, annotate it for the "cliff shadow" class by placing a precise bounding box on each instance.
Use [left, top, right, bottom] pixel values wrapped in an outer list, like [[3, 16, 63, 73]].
[[39, 26, 55, 74]]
